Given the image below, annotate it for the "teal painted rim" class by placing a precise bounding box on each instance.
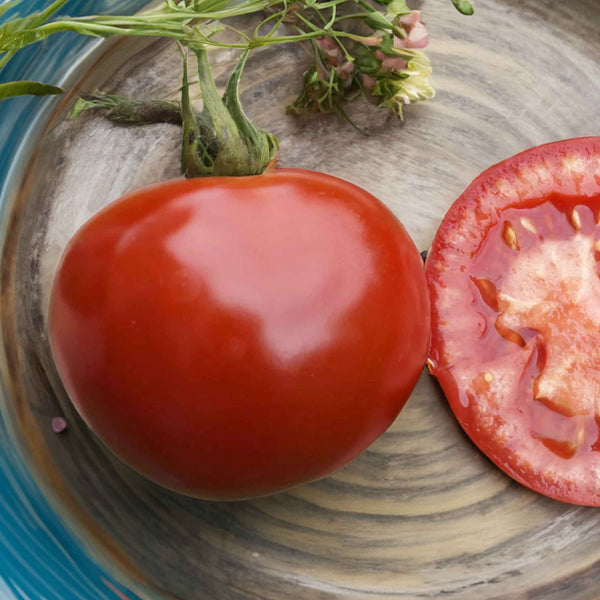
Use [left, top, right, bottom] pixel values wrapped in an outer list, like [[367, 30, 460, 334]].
[[0, 2, 165, 599]]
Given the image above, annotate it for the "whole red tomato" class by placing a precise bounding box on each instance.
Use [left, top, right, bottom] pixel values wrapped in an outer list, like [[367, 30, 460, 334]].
[[49, 169, 430, 499]]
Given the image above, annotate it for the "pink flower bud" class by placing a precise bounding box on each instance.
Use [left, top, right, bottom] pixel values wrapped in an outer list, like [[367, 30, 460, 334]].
[[406, 21, 429, 48], [317, 37, 338, 52], [381, 56, 407, 72], [400, 10, 421, 27], [361, 74, 377, 91], [317, 37, 344, 64], [337, 61, 355, 79], [361, 36, 384, 47], [393, 35, 407, 49]]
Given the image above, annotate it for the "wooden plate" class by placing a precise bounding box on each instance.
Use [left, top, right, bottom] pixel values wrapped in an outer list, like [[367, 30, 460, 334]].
[[3, 1, 600, 598]]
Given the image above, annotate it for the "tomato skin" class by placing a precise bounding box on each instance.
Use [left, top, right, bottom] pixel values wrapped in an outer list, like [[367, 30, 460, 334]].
[[426, 138, 600, 506], [49, 169, 429, 499]]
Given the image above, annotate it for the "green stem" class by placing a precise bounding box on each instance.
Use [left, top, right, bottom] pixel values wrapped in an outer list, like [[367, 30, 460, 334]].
[[334, 12, 377, 22], [223, 50, 278, 170], [31, 12, 347, 49], [221, 23, 252, 44], [180, 51, 218, 175], [306, 0, 348, 9], [70, 93, 182, 124], [324, 5, 337, 30], [0, 52, 15, 71], [196, 45, 247, 174], [35, 21, 141, 38], [38, 0, 71, 20], [294, 12, 325, 33], [249, 28, 348, 46], [253, 10, 287, 40]]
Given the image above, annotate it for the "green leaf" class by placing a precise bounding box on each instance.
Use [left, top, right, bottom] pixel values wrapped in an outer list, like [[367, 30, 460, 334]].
[[0, 0, 70, 55], [38, 0, 71, 21], [386, 0, 410, 16], [1, 16, 49, 53], [378, 34, 397, 56], [0, 80, 63, 100], [451, 0, 474, 15], [364, 11, 394, 31], [0, 0, 23, 19]]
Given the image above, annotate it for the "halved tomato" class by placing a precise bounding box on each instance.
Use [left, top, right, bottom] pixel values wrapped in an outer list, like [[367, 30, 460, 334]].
[[426, 138, 600, 505]]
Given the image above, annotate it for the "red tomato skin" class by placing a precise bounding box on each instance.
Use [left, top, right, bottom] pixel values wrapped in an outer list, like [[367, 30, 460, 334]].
[[49, 169, 430, 499], [426, 138, 600, 506]]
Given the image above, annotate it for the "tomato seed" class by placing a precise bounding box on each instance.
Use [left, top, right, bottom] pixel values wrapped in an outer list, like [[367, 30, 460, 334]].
[[494, 318, 526, 347], [576, 426, 585, 448], [472, 277, 500, 311], [539, 437, 577, 460], [502, 222, 520, 251], [570, 208, 582, 231], [520, 217, 537, 234]]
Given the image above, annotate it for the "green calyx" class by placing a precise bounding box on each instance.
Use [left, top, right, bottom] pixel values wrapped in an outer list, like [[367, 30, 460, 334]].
[[182, 47, 277, 177], [72, 48, 278, 178]]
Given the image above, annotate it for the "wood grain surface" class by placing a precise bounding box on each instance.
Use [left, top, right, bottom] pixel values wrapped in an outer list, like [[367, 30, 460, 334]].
[[3, 1, 600, 598]]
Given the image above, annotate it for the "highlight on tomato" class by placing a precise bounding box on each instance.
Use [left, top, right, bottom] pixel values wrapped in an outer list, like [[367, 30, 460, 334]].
[[426, 137, 600, 506]]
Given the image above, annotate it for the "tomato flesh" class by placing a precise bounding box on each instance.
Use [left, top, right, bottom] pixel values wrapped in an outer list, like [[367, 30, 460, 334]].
[[49, 169, 430, 499], [427, 138, 600, 506]]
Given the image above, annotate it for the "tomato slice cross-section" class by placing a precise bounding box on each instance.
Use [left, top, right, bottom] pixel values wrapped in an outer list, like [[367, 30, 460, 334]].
[[426, 138, 600, 505]]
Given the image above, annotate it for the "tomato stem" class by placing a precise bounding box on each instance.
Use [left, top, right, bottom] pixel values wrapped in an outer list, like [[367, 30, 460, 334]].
[[181, 46, 278, 177], [71, 48, 278, 178], [70, 93, 182, 124]]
